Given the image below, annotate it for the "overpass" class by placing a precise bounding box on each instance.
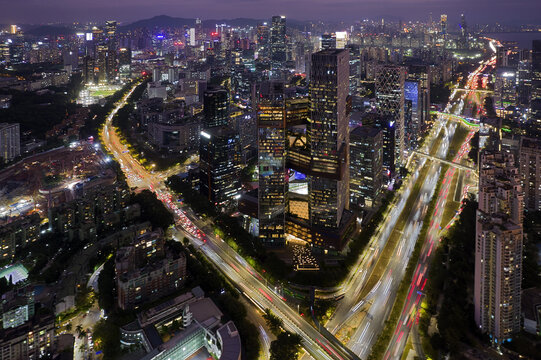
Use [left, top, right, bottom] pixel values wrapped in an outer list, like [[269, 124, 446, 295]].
[[413, 150, 476, 172], [454, 88, 494, 94]]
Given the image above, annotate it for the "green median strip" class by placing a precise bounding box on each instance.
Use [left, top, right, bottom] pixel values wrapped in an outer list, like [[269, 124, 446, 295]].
[[368, 164, 449, 360]]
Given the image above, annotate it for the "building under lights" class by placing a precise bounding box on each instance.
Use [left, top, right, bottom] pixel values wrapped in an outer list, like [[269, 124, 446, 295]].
[[258, 95, 288, 247], [474, 149, 523, 345], [270, 16, 287, 71], [375, 65, 406, 172], [199, 127, 241, 211], [349, 126, 383, 208]]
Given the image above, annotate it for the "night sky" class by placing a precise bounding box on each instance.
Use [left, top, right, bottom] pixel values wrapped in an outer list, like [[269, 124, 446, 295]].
[[1, 0, 540, 24]]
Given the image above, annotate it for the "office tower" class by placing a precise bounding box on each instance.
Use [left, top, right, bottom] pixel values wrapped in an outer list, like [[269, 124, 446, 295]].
[[9, 25, 17, 34], [309, 49, 350, 229], [531, 40, 541, 130], [199, 126, 241, 210], [474, 150, 523, 344], [95, 44, 108, 83], [82, 55, 94, 83], [405, 65, 430, 148], [517, 60, 532, 107], [494, 69, 517, 110], [203, 89, 229, 128], [460, 13, 467, 38], [257, 23, 270, 59], [118, 47, 131, 80], [519, 137, 541, 211], [258, 97, 287, 247], [105, 20, 117, 50], [0, 123, 20, 163], [320, 33, 336, 50], [270, 16, 286, 70], [335, 32, 347, 49], [349, 126, 383, 208], [375, 65, 405, 172], [440, 14, 448, 35], [105, 46, 117, 81]]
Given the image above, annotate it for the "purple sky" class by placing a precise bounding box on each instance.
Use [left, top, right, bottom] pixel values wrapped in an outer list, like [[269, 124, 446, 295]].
[[1, 0, 540, 24]]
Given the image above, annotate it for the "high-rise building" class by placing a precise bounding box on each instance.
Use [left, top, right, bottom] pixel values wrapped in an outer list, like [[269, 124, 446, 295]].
[[405, 65, 430, 148], [256, 23, 270, 59], [0, 123, 20, 163], [258, 98, 287, 247], [270, 16, 287, 71], [375, 65, 405, 172], [474, 150, 523, 344], [199, 127, 241, 210], [349, 126, 383, 208], [530, 40, 541, 130], [440, 14, 448, 35], [320, 33, 336, 50], [516, 60, 532, 107], [203, 89, 229, 128], [519, 137, 541, 211], [309, 49, 350, 229]]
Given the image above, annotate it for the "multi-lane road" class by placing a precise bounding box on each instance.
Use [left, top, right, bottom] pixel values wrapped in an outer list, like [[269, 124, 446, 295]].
[[101, 81, 356, 360], [100, 53, 494, 360]]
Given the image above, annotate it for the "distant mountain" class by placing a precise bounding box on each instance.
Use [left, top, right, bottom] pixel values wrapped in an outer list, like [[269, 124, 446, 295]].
[[120, 15, 309, 31]]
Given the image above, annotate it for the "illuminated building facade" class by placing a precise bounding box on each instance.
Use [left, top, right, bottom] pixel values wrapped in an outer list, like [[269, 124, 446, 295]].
[[0, 123, 20, 163], [349, 126, 383, 208], [440, 14, 448, 35], [270, 16, 286, 71], [203, 89, 229, 128], [309, 49, 350, 229], [375, 65, 405, 172], [199, 127, 241, 210], [531, 40, 541, 130], [405, 64, 430, 148], [258, 98, 287, 247], [519, 137, 541, 211], [474, 150, 523, 344]]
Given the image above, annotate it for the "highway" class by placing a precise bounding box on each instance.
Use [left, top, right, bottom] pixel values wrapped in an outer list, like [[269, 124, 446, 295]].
[[100, 53, 495, 360], [100, 80, 354, 360], [381, 56, 494, 360]]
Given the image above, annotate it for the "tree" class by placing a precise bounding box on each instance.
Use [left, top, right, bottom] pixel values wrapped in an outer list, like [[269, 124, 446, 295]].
[[65, 323, 72, 332], [98, 256, 116, 313], [92, 319, 120, 360], [263, 309, 283, 336], [132, 190, 174, 230], [270, 331, 302, 360], [75, 324, 85, 339]]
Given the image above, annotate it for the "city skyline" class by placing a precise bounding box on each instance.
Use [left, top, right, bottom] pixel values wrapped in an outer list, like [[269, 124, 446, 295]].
[[2, 0, 541, 25]]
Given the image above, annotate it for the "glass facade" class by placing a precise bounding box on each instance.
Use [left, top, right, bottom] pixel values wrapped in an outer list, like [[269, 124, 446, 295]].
[[309, 49, 350, 229], [258, 101, 287, 246]]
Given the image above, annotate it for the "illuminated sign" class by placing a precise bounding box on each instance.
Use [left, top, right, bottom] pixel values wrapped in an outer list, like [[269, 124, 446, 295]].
[[200, 131, 211, 139]]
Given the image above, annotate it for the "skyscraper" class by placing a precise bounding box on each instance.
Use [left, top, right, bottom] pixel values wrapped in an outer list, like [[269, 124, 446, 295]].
[[199, 127, 241, 211], [320, 33, 336, 50], [519, 137, 541, 211], [203, 89, 229, 128], [440, 14, 448, 35], [474, 150, 523, 344], [0, 123, 20, 163], [270, 16, 287, 71], [258, 96, 287, 247], [530, 40, 541, 130], [349, 126, 383, 208], [375, 65, 405, 172], [309, 49, 350, 229]]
